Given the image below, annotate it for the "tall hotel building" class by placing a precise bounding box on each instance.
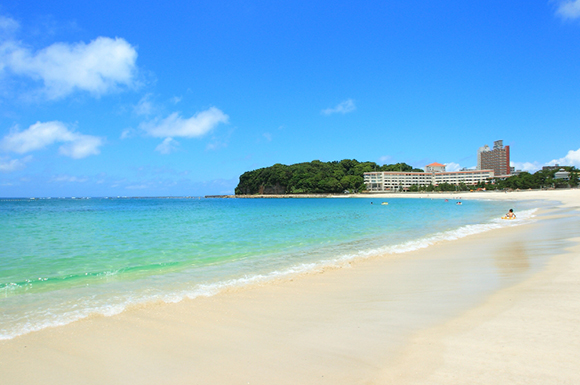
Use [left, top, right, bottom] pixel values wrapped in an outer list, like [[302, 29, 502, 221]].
[[477, 140, 510, 177]]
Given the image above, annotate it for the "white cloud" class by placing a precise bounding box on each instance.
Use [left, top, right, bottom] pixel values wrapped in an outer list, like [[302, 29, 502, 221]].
[[556, 0, 580, 19], [120, 128, 136, 139], [263, 132, 272, 142], [511, 161, 542, 173], [207, 127, 234, 151], [378, 155, 392, 164], [59, 134, 103, 158], [444, 162, 461, 172], [1, 35, 138, 99], [322, 99, 356, 115], [51, 175, 88, 183], [126, 184, 149, 190], [548, 147, 580, 167], [0, 155, 32, 172], [140, 107, 229, 138], [0, 15, 19, 38], [0, 121, 104, 159], [155, 137, 180, 154], [1, 121, 74, 153], [206, 141, 227, 151], [134, 93, 154, 116], [509, 148, 580, 173]]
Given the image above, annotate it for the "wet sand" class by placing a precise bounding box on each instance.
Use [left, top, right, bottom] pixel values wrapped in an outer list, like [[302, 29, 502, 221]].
[[1, 189, 579, 384]]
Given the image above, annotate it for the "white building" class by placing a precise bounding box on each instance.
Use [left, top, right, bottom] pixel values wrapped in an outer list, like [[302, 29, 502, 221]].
[[425, 162, 446, 173], [432, 169, 495, 185], [554, 169, 570, 180], [477, 145, 490, 170], [364, 163, 494, 192], [364, 171, 433, 191]]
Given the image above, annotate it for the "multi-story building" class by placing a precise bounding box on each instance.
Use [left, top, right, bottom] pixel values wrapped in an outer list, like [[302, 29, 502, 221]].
[[554, 169, 570, 180], [477, 145, 490, 170], [477, 140, 510, 176], [542, 164, 561, 171], [364, 171, 433, 192], [432, 169, 495, 185], [425, 162, 446, 173], [364, 164, 494, 192]]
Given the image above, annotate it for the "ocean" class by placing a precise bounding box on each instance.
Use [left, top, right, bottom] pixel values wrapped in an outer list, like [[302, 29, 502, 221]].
[[0, 196, 537, 340]]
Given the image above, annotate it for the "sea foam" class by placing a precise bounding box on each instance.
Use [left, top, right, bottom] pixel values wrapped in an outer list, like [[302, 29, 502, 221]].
[[0, 199, 538, 340]]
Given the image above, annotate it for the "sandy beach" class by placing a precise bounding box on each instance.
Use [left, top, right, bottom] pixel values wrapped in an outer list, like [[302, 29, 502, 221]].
[[1, 189, 579, 384]]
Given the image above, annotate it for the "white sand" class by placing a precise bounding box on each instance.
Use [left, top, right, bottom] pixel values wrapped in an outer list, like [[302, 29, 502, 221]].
[[1, 189, 579, 384]]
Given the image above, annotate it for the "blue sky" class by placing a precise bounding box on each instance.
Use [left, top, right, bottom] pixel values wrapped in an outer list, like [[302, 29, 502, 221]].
[[1, 1, 580, 197]]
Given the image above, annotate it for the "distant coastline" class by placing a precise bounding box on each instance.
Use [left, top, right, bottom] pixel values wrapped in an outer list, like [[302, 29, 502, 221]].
[[206, 194, 340, 198], [211, 187, 578, 199]]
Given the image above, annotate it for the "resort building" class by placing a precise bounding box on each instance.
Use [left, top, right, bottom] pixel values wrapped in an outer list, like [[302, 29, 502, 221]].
[[432, 169, 494, 185], [364, 164, 494, 192], [477, 140, 511, 176], [542, 164, 561, 171], [477, 145, 490, 171], [364, 171, 433, 192], [425, 162, 446, 173], [554, 169, 570, 180]]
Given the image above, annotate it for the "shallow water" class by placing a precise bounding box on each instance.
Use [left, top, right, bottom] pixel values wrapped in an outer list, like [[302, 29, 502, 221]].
[[0, 196, 539, 339]]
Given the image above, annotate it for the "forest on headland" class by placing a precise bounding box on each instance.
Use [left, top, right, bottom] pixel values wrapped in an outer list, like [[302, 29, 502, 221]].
[[235, 160, 578, 195], [235, 159, 422, 195]]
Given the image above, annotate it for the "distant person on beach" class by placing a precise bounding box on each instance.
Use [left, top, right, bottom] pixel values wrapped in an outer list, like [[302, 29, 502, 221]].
[[506, 209, 516, 218]]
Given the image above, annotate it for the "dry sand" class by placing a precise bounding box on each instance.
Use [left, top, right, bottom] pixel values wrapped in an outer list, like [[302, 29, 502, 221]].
[[1, 189, 579, 384]]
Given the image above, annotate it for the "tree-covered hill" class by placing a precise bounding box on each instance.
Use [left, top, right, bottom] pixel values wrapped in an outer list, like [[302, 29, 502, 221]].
[[235, 159, 422, 195]]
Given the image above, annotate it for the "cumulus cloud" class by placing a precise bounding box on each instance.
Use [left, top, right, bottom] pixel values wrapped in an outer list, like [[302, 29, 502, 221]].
[[511, 161, 542, 173], [509, 148, 580, 173], [0, 121, 104, 159], [140, 107, 229, 138], [322, 99, 356, 115], [155, 137, 180, 154], [556, 0, 580, 19], [0, 155, 32, 172], [1, 33, 138, 99], [444, 162, 461, 172], [547, 147, 580, 167], [58, 134, 103, 158]]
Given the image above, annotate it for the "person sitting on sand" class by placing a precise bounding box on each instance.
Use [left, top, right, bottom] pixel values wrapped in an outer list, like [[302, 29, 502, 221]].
[[506, 208, 516, 218]]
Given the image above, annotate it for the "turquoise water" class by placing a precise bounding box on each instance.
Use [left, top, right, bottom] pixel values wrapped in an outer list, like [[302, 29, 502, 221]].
[[0, 197, 535, 339]]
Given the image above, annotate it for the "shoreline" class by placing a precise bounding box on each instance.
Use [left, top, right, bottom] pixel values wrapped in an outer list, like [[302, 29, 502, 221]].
[[1, 189, 579, 384], [214, 187, 578, 201]]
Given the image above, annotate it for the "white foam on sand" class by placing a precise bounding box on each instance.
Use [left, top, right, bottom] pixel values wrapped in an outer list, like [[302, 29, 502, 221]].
[[0, 208, 538, 341]]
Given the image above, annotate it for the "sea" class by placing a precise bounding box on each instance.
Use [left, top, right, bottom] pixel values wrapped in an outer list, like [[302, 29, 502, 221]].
[[0, 196, 539, 340]]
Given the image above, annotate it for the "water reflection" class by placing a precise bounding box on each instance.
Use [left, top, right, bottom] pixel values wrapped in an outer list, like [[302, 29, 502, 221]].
[[493, 240, 530, 277], [492, 207, 580, 282]]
